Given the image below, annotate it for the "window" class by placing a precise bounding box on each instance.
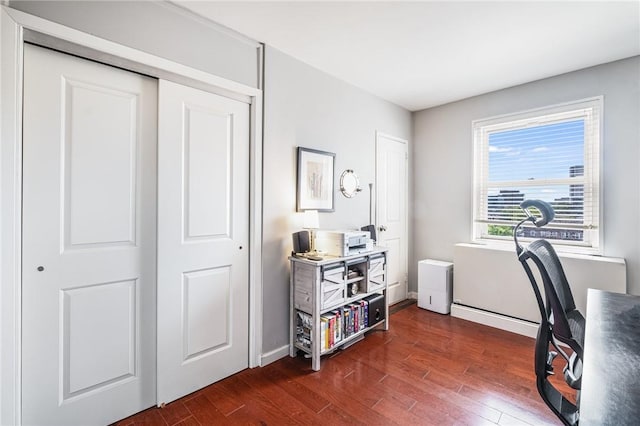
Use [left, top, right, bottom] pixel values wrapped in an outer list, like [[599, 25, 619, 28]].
[[473, 97, 602, 253]]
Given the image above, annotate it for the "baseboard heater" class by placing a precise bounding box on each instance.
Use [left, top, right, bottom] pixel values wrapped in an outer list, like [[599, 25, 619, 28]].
[[452, 243, 626, 337]]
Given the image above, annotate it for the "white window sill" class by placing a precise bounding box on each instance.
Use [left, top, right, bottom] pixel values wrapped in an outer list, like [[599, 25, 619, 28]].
[[466, 240, 612, 262]]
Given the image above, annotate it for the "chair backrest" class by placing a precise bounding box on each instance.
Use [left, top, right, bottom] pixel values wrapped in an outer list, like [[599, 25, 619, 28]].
[[520, 239, 584, 359]]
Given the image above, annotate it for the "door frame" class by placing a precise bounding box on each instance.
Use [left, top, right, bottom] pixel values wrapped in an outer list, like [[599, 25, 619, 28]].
[[375, 131, 409, 303], [0, 7, 264, 425]]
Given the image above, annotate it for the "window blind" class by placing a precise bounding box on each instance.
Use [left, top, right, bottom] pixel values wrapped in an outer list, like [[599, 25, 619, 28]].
[[473, 98, 601, 250]]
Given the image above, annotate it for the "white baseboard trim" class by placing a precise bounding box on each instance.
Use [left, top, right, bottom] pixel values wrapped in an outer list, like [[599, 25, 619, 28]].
[[450, 304, 538, 338], [408, 291, 418, 300], [260, 344, 290, 367]]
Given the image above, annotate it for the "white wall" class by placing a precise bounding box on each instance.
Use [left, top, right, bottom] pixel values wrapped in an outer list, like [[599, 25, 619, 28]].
[[8, 0, 261, 88], [412, 56, 640, 295], [261, 46, 411, 355]]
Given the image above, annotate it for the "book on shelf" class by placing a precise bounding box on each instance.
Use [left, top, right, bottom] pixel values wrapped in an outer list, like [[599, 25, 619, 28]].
[[361, 300, 368, 330], [331, 309, 343, 344], [320, 316, 329, 351], [330, 315, 336, 347], [349, 303, 360, 333], [343, 309, 351, 337]]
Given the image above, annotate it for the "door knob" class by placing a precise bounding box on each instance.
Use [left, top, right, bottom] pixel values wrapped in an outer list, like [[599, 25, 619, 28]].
[[379, 225, 387, 232]]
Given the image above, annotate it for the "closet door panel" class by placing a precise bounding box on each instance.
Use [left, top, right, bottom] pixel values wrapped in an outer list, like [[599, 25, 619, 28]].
[[157, 80, 250, 405], [22, 44, 157, 426]]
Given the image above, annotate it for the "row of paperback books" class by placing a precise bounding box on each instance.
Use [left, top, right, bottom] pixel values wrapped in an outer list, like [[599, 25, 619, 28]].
[[296, 297, 379, 352], [320, 300, 368, 351]]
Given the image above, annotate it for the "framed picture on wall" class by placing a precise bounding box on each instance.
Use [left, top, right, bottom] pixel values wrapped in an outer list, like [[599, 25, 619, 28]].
[[297, 147, 335, 212]]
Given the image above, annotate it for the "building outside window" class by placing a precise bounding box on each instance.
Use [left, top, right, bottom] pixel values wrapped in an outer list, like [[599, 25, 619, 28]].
[[472, 97, 602, 253]]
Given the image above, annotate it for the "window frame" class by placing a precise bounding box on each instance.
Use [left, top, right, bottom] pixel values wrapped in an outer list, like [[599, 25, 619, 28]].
[[472, 97, 603, 255]]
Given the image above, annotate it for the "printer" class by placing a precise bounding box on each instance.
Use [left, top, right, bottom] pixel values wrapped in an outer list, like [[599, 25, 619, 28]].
[[314, 230, 373, 257]]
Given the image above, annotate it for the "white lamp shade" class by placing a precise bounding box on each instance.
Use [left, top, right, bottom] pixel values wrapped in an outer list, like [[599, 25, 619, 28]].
[[303, 210, 319, 229]]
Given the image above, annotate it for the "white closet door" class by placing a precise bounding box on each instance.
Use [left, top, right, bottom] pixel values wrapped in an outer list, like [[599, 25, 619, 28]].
[[157, 80, 250, 405], [376, 134, 409, 305], [22, 44, 158, 425]]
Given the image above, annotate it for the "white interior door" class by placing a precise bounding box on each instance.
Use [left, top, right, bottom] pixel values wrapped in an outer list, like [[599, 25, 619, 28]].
[[157, 80, 250, 405], [22, 44, 157, 425], [376, 133, 408, 305]]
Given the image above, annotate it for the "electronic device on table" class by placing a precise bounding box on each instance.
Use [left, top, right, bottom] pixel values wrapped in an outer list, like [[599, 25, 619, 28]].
[[314, 230, 373, 257]]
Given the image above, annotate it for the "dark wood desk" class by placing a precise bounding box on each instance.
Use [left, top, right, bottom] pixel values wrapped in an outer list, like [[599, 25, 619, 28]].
[[580, 289, 640, 425]]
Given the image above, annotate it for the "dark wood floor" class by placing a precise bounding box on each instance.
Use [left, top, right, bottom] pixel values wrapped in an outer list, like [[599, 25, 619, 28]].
[[116, 303, 573, 425]]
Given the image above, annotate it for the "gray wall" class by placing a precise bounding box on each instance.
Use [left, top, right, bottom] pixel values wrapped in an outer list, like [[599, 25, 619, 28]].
[[8, 0, 260, 88], [412, 56, 640, 295], [262, 46, 411, 354]]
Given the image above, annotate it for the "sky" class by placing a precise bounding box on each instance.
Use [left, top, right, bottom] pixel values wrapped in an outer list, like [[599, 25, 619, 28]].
[[488, 119, 584, 201]]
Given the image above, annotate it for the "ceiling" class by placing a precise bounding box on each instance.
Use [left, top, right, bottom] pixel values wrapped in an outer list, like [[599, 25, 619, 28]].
[[177, 1, 640, 111]]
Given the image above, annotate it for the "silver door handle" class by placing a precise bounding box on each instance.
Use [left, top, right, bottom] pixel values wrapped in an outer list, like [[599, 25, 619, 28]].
[[379, 225, 387, 232]]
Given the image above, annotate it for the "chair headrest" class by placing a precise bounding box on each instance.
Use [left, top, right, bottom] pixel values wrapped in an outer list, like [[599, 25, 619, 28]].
[[520, 199, 555, 227]]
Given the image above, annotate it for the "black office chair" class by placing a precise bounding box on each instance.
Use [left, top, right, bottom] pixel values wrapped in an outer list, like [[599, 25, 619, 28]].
[[532, 306, 580, 426], [514, 200, 584, 425]]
